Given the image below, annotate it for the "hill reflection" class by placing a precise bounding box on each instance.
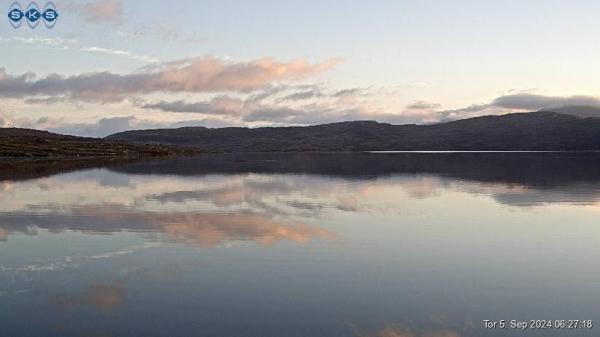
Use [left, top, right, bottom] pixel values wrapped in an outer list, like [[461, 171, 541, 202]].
[[1, 152, 599, 243]]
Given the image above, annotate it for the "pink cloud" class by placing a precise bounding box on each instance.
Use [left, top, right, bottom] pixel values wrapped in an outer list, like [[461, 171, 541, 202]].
[[0, 57, 340, 102], [75, 0, 123, 24]]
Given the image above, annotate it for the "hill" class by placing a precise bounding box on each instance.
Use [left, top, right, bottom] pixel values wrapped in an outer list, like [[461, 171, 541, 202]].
[[0, 128, 200, 158], [106, 111, 600, 151]]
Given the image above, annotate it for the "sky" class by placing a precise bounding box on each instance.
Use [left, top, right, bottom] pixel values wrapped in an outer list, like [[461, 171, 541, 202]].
[[2, 0, 600, 136]]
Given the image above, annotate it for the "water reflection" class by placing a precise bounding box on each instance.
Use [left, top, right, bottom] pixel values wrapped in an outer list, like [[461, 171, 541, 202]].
[[359, 325, 462, 337], [0, 153, 599, 337], [53, 280, 127, 313], [1, 153, 600, 244], [0, 204, 335, 246], [111, 152, 600, 207]]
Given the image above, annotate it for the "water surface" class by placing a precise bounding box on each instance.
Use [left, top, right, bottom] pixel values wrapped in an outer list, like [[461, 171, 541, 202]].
[[1, 153, 599, 337]]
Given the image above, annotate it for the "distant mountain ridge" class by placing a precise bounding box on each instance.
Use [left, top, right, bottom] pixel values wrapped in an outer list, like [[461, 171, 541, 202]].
[[106, 111, 600, 151]]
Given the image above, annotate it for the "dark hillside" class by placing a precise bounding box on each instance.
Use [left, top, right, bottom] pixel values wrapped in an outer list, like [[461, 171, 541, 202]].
[[107, 111, 600, 151], [0, 128, 201, 158]]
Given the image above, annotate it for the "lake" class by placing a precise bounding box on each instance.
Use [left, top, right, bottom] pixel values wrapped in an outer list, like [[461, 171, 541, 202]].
[[1, 152, 599, 337]]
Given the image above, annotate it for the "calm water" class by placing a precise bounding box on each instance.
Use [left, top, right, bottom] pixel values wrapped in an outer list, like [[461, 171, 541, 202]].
[[1, 153, 599, 337]]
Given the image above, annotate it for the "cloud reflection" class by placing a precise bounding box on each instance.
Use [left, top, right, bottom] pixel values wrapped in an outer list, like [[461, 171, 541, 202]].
[[54, 280, 127, 313], [0, 203, 334, 246], [3, 154, 600, 246], [84, 282, 126, 312], [158, 212, 335, 246]]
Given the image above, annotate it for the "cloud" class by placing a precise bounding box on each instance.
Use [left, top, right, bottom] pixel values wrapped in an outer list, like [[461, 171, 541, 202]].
[[168, 118, 242, 129], [433, 93, 600, 122], [8, 115, 143, 137], [406, 101, 442, 110], [0, 112, 241, 137], [51, 116, 137, 137], [139, 84, 415, 126], [81, 46, 159, 63], [142, 96, 247, 115], [23, 96, 68, 104], [491, 93, 600, 110], [0, 112, 9, 128], [143, 96, 409, 125], [11, 36, 77, 47], [434, 103, 496, 122], [0, 57, 339, 102], [279, 89, 323, 101], [130, 21, 184, 42], [242, 106, 427, 125], [2, 36, 158, 63], [46, 116, 240, 137], [333, 88, 364, 97], [69, 0, 124, 24], [153, 57, 339, 92]]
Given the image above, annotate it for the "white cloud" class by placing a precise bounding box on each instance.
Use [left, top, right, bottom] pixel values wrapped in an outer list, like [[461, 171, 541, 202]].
[[81, 46, 159, 63], [2, 36, 158, 63]]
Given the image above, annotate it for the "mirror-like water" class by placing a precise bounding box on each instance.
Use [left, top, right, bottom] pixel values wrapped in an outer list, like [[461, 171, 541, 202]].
[[1, 153, 599, 337]]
